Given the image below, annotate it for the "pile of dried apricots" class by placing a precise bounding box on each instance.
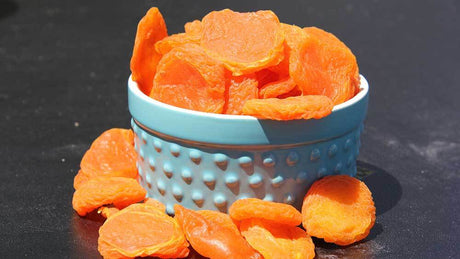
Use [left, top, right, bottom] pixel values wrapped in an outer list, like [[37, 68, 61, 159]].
[[72, 8, 375, 259], [73, 129, 375, 259], [130, 8, 360, 120]]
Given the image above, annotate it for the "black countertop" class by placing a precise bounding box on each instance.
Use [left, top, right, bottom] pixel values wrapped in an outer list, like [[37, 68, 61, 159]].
[[1, 0, 459, 258]]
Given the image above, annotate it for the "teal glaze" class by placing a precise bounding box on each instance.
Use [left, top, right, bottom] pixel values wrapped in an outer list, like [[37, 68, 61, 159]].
[[128, 76, 368, 145], [128, 75, 369, 214]]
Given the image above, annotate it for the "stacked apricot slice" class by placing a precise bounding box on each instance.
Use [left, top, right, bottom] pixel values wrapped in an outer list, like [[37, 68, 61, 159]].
[[130, 8, 360, 120]]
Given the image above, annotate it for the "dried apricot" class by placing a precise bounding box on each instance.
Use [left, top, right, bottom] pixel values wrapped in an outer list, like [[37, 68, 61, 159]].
[[282, 23, 307, 51], [242, 95, 333, 120], [229, 198, 302, 226], [290, 27, 359, 105], [98, 198, 165, 219], [98, 206, 120, 219], [259, 77, 296, 99], [201, 9, 284, 75], [196, 210, 240, 236], [174, 204, 262, 259], [130, 7, 168, 95], [143, 198, 166, 212], [240, 218, 315, 259], [277, 85, 302, 99], [224, 75, 259, 115], [267, 42, 290, 77], [255, 69, 280, 88], [151, 44, 226, 113], [266, 23, 305, 78], [73, 169, 90, 190], [184, 20, 203, 36], [302, 175, 376, 246], [98, 203, 189, 258], [155, 33, 200, 55], [72, 177, 146, 216], [304, 27, 360, 98], [80, 128, 137, 180]]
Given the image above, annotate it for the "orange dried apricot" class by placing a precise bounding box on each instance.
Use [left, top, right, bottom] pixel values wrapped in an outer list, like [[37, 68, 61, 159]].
[[184, 20, 203, 36], [277, 85, 302, 99], [150, 44, 226, 113], [72, 177, 146, 216], [265, 24, 305, 77], [98, 198, 165, 219], [224, 75, 259, 115], [80, 128, 137, 180], [98, 206, 120, 219], [282, 23, 308, 51], [174, 204, 262, 259], [229, 198, 302, 226], [73, 169, 90, 190], [290, 27, 359, 105], [255, 69, 280, 88], [196, 210, 240, 236], [305, 27, 360, 97], [130, 7, 168, 95], [259, 77, 296, 99], [266, 23, 305, 78], [98, 203, 189, 258], [301, 175, 376, 246], [155, 33, 200, 55], [143, 197, 166, 212], [242, 95, 333, 120], [201, 9, 284, 75], [240, 218, 315, 259], [98, 239, 131, 259], [267, 43, 290, 77]]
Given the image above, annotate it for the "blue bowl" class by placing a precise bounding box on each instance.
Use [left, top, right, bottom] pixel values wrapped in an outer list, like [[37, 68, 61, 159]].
[[128, 75, 369, 214]]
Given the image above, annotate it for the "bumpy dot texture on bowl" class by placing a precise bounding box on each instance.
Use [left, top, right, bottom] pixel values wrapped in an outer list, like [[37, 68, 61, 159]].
[[132, 120, 363, 214]]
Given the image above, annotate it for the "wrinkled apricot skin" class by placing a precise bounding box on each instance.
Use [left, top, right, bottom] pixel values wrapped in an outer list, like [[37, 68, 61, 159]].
[[229, 198, 302, 226], [224, 75, 259, 115], [174, 204, 262, 259], [290, 27, 359, 105], [155, 33, 200, 55], [151, 44, 226, 113], [302, 175, 376, 246], [73, 169, 90, 190], [130, 7, 168, 95], [277, 85, 302, 99], [268, 23, 307, 78], [201, 9, 285, 75], [80, 128, 137, 180], [240, 218, 315, 259], [98, 204, 189, 258], [184, 20, 203, 36], [196, 210, 240, 236], [143, 198, 166, 212], [242, 95, 333, 120], [72, 177, 146, 216], [259, 77, 296, 99]]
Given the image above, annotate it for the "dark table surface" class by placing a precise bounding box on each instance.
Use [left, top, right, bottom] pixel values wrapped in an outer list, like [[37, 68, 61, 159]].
[[1, 0, 459, 258]]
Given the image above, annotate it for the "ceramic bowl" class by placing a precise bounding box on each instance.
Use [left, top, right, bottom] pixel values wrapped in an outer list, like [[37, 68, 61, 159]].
[[128, 75, 369, 214]]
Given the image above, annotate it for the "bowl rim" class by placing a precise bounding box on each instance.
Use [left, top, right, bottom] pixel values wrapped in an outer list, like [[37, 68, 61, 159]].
[[128, 75, 368, 121], [128, 75, 369, 145]]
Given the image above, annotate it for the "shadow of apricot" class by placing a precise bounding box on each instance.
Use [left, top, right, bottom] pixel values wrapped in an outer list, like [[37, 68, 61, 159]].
[[69, 211, 105, 258], [0, 0, 19, 21], [313, 224, 385, 259], [356, 160, 402, 216]]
